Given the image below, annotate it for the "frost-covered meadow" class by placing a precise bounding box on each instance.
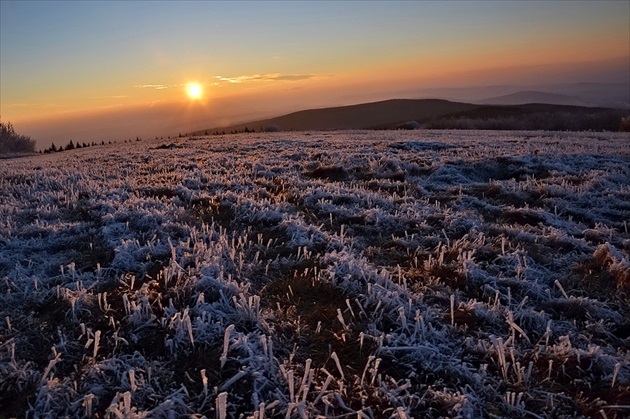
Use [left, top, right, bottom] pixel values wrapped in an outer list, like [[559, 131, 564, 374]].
[[1, 130, 629, 418]]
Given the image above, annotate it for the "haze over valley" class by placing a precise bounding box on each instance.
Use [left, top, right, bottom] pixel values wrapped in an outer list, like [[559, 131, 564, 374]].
[[1, 2, 628, 149]]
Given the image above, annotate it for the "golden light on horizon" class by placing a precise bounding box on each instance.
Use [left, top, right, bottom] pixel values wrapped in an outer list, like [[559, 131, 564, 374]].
[[186, 83, 203, 100]]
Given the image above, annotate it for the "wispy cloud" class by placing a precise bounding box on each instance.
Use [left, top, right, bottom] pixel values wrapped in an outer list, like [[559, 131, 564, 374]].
[[134, 84, 176, 90], [214, 73, 319, 84]]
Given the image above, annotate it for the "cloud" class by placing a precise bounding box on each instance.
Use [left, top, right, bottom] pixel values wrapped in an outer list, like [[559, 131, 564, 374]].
[[214, 73, 318, 84], [274, 74, 319, 81], [134, 84, 174, 90]]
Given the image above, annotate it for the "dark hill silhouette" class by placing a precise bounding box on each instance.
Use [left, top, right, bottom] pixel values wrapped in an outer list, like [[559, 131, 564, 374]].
[[194, 99, 479, 134], [193, 98, 628, 134]]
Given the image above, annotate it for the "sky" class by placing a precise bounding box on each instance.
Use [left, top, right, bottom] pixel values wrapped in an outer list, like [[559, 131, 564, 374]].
[[1, 1, 629, 148]]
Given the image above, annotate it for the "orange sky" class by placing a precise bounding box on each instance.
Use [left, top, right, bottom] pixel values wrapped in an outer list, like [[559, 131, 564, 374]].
[[1, 1, 628, 148]]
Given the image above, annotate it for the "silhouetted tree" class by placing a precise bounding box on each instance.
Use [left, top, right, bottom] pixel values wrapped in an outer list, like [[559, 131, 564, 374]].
[[65, 140, 75, 151], [0, 122, 36, 154]]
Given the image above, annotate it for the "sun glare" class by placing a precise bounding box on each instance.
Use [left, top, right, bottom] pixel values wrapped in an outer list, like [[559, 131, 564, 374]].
[[186, 83, 203, 100]]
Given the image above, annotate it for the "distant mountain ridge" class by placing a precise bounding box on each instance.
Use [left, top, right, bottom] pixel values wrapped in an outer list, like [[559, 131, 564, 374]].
[[193, 98, 628, 134], [477, 91, 592, 107], [407, 82, 629, 109]]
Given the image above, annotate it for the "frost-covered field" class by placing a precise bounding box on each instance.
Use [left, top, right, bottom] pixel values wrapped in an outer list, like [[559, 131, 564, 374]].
[[1, 130, 629, 418]]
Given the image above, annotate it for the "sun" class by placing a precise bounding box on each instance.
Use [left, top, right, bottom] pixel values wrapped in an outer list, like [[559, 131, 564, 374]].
[[186, 82, 203, 100]]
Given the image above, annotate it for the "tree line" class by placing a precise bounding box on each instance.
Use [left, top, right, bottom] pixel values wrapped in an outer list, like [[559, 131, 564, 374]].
[[183, 125, 281, 137], [1, 121, 150, 155], [42, 137, 141, 153]]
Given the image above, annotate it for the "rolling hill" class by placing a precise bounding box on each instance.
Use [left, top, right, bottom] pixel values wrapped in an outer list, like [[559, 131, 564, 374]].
[[193, 98, 628, 135], [193, 99, 479, 134]]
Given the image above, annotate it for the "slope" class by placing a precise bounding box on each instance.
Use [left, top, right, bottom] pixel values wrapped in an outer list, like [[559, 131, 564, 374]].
[[193, 99, 479, 134]]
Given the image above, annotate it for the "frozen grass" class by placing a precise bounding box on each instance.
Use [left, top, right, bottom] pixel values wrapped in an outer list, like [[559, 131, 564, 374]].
[[1, 130, 629, 418]]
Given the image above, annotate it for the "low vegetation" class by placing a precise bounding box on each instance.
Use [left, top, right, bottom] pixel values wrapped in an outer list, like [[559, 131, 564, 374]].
[[0, 130, 628, 417]]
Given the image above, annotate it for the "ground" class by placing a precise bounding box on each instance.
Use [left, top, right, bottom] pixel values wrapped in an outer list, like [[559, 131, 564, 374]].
[[0, 130, 629, 418]]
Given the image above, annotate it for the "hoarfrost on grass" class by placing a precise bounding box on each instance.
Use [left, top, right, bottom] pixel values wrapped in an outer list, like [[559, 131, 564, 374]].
[[1, 130, 629, 417]]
